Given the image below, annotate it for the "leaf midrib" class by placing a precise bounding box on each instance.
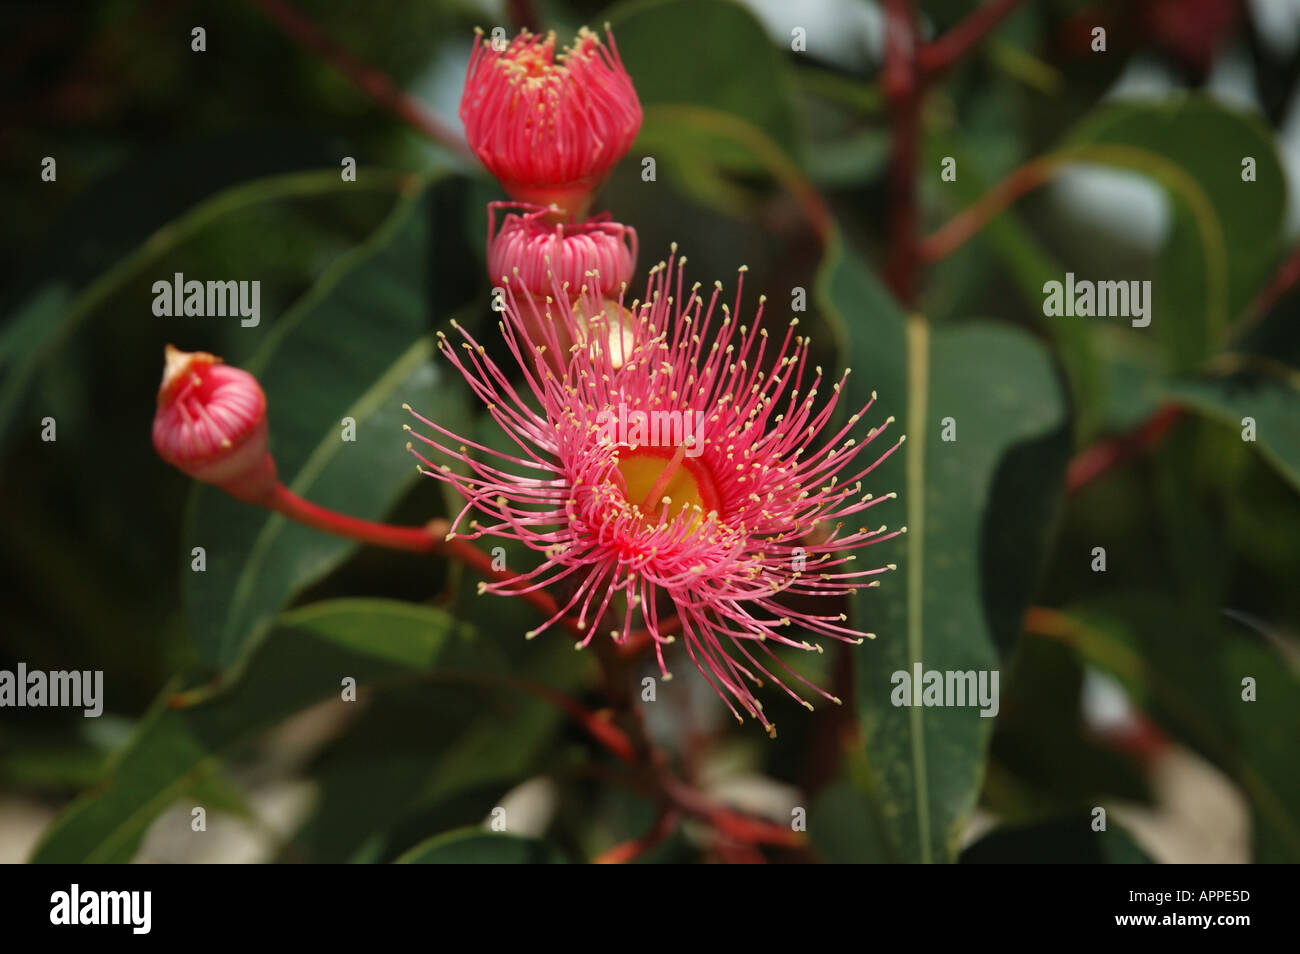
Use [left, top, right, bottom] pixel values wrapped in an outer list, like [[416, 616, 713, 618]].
[[904, 314, 931, 863]]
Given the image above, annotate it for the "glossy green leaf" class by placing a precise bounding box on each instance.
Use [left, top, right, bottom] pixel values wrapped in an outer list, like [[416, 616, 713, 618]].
[[809, 783, 889, 864], [985, 637, 1149, 820], [183, 176, 475, 669], [394, 826, 568, 864], [0, 168, 410, 445], [609, 0, 798, 172], [279, 603, 590, 863], [1061, 97, 1286, 364], [1167, 361, 1300, 493], [816, 232, 1069, 862], [30, 599, 472, 863], [1035, 599, 1300, 862]]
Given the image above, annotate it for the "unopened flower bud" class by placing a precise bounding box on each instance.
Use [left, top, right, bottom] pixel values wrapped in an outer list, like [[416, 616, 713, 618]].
[[487, 202, 637, 297], [152, 345, 276, 503]]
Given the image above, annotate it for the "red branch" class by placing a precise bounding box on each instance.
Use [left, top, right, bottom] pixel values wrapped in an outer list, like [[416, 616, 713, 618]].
[[479, 675, 638, 766], [269, 483, 439, 553], [918, 155, 1057, 262], [919, 0, 1032, 81], [506, 0, 541, 33], [1066, 404, 1184, 493], [656, 771, 804, 847], [266, 484, 678, 650], [592, 810, 680, 864], [883, 0, 923, 303], [1245, 240, 1300, 324], [247, 0, 472, 160], [883, 0, 1034, 301], [269, 485, 573, 635]]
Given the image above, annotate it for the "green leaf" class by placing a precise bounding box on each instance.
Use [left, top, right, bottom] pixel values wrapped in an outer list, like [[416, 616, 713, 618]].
[[1060, 97, 1287, 365], [809, 783, 890, 864], [183, 176, 475, 669], [394, 826, 568, 864], [633, 105, 816, 224], [608, 0, 798, 169], [0, 737, 105, 794], [1226, 627, 1300, 863], [986, 637, 1149, 820], [278, 688, 560, 863], [960, 814, 1153, 863], [607, 0, 802, 217], [925, 129, 1115, 437], [30, 599, 471, 863], [1030, 600, 1300, 862], [0, 168, 411, 445], [816, 232, 1069, 862], [1166, 360, 1300, 493], [278, 612, 590, 863]]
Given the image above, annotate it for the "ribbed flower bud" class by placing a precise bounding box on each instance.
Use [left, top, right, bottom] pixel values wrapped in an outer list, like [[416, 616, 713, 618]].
[[152, 345, 277, 503], [486, 203, 637, 297]]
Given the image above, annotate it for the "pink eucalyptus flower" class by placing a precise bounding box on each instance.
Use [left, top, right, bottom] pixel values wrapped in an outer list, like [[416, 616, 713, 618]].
[[405, 251, 904, 736], [152, 345, 276, 503], [460, 26, 642, 218]]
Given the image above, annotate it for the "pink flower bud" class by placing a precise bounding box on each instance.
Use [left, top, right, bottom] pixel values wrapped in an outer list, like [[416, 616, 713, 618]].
[[486, 202, 637, 297], [460, 26, 642, 219], [152, 345, 277, 503]]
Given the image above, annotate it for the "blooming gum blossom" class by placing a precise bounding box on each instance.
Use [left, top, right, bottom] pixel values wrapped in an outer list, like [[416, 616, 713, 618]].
[[460, 26, 642, 219], [405, 252, 907, 733]]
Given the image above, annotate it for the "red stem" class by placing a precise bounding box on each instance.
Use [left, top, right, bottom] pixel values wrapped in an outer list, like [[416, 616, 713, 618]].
[[592, 810, 680, 864], [246, 0, 472, 160], [269, 482, 567, 621], [267, 483, 563, 623], [918, 155, 1058, 262], [883, 0, 922, 304], [506, 0, 541, 33], [1065, 404, 1184, 494], [264, 479, 680, 652], [657, 770, 804, 847], [268, 483, 440, 552], [436, 670, 638, 766], [882, 0, 1034, 301], [712, 839, 769, 863], [918, 0, 1032, 81], [1245, 240, 1300, 324]]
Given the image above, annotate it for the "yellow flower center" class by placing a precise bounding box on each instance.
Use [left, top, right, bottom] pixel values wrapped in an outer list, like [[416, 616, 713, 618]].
[[616, 445, 717, 528]]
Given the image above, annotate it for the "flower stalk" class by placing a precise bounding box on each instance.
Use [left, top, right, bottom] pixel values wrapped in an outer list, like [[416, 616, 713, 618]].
[[265, 483, 440, 553]]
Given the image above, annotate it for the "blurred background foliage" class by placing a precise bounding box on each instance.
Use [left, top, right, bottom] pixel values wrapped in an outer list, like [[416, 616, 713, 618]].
[[1, 0, 1298, 863]]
